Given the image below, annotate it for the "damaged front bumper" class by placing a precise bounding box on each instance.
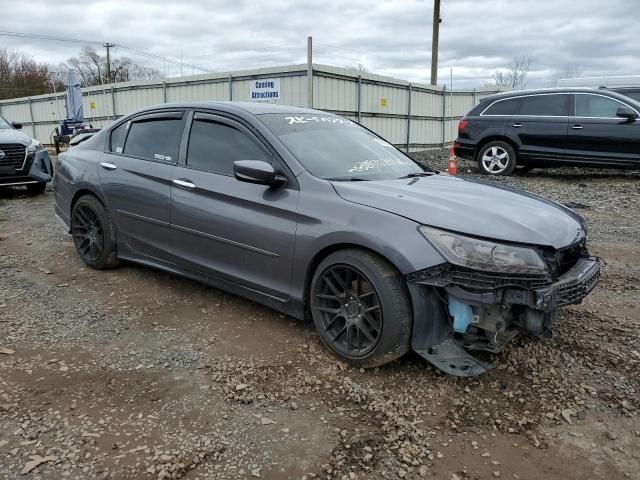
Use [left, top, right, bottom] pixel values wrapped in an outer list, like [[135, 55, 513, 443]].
[[407, 256, 601, 376], [0, 150, 53, 187]]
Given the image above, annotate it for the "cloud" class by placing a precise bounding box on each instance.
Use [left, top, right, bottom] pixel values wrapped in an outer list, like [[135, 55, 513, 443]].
[[1, 0, 638, 87]]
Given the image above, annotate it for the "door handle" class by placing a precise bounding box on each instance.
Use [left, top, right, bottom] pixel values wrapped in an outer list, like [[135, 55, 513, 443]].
[[173, 179, 196, 189], [512, 123, 523, 128], [100, 162, 117, 170], [571, 125, 584, 130]]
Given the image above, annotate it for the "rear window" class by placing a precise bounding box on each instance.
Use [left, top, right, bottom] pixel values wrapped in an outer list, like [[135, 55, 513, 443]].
[[110, 122, 129, 153], [519, 94, 569, 116], [123, 118, 185, 162], [482, 97, 521, 116]]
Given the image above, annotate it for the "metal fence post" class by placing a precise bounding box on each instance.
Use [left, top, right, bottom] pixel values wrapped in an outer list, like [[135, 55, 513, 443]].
[[111, 87, 117, 119], [228, 73, 233, 101], [472, 87, 476, 106], [28, 97, 35, 138], [441, 85, 446, 147], [357, 75, 362, 123], [163, 81, 167, 103], [307, 36, 313, 108], [406, 84, 412, 152]]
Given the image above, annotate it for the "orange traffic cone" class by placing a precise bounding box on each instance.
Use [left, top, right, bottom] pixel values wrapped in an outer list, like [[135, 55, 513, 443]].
[[447, 147, 457, 175]]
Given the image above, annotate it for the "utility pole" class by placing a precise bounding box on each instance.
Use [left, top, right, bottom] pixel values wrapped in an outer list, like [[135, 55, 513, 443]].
[[104, 42, 115, 83], [430, 0, 441, 85]]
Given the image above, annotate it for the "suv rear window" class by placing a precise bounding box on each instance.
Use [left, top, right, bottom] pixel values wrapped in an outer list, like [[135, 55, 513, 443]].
[[519, 94, 569, 116], [482, 97, 521, 116], [123, 117, 185, 162]]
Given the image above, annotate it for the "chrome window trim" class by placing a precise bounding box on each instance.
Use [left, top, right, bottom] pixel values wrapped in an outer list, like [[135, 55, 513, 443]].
[[480, 92, 570, 117]]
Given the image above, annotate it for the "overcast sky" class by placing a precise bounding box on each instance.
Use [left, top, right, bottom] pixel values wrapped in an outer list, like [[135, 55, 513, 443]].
[[1, 0, 638, 88]]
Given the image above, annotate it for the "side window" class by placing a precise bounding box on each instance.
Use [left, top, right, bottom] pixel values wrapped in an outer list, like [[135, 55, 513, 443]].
[[575, 95, 626, 118], [519, 95, 569, 116], [109, 121, 129, 153], [186, 119, 268, 175], [482, 97, 522, 116], [123, 117, 185, 162]]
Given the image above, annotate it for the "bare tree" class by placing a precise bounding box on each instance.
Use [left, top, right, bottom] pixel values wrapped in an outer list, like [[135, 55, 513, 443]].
[[553, 64, 582, 86], [486, 55, 533, 90], [0, 48, 61, 100], [60, 47, 162, 86]]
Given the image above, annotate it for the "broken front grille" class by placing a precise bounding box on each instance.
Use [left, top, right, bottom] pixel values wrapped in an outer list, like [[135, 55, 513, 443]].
[[555, 264, 600, 307], [0, 144, 27, 172]]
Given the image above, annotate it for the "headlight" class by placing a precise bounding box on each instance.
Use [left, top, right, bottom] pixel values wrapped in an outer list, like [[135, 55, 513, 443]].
[[27, 139, 44, 153], [419, 226, 547, 275]]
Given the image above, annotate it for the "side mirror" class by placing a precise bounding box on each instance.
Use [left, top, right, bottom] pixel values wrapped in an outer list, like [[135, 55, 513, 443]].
[[11, 122, 22, 130], [616, 106, 638, 120], [233, 160, 286, 187]]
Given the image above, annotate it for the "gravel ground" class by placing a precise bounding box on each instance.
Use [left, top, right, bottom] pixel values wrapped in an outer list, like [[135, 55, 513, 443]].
[[0, 155, 638, 479]]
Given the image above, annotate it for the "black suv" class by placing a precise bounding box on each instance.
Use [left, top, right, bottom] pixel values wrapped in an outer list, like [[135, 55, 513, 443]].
[[454, 88, 640, 175]]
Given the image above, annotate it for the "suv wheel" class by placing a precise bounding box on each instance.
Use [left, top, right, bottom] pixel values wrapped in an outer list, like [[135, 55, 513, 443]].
[[477, 141, 516, 176], [310, 249, 412, 368]]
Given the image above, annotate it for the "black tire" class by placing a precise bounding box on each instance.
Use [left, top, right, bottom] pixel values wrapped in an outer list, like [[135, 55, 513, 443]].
[[310, 249, 412, 368], [477, 140, 517, 176], [71, 195, 119, 269], [26, 182, 47, 195]]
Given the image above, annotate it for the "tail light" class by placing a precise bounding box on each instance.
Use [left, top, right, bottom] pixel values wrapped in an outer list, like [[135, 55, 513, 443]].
[[458, 118, 469, 135]]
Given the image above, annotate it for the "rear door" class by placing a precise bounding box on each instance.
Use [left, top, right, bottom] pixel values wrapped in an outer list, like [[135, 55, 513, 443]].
[[511, 93, 570, 164], [564, 93, 640, 167], [98, 111, 185, 260], [170, 112, 299, 300]]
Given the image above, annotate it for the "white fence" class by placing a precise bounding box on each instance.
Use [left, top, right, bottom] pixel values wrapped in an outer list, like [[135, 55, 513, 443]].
[[0, 63, 498, 151]]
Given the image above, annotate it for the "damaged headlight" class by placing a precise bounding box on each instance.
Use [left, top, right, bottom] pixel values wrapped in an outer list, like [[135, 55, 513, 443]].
[[27, 139, 44, 153], [419, 226, 547, 275]]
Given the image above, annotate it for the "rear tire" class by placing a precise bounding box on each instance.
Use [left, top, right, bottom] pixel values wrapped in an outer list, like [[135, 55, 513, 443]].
[[310, 249, 412, 368], [477, 141, 517, 176], [71, 195, 119, 269], [26, 182, 46, 195]]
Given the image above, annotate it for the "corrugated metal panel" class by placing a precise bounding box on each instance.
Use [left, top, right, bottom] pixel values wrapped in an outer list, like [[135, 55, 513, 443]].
[[313, 75, 357, 112], [0, 63, 498, 148]]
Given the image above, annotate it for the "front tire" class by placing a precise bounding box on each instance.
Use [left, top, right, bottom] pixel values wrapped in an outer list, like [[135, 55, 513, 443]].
[[477, 141, 516, 176], [71, 195, 119, 269], [310, 249, 412, 368]]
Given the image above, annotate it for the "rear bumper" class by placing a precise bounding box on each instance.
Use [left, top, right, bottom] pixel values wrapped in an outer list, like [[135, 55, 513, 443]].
[[453, 142, 475, 161]]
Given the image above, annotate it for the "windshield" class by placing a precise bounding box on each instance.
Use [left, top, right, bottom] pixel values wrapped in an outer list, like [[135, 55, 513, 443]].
[[0, 115, 12, 129], [258, 113, 428, 180]]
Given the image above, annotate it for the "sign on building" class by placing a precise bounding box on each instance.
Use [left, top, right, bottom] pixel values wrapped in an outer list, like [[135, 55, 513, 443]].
[[250, 79, 281, 103]]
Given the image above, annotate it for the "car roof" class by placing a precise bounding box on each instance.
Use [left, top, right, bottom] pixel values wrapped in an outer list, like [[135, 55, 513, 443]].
[[481, 87, 640, 108], [131, 101, 324, 116]]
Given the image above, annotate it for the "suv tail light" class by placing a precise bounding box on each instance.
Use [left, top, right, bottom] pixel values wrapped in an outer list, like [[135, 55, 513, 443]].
[[458, 118, 469, 135]]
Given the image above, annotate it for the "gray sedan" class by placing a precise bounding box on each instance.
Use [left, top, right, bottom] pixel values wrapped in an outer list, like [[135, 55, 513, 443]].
[[53, 102, 601, 376]]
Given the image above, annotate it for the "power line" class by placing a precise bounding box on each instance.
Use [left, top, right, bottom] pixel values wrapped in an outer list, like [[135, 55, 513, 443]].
[[0, 30, 103, 46]]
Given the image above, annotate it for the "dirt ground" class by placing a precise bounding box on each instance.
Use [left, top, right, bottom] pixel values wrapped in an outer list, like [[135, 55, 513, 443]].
[[1, 158, 639, 480]]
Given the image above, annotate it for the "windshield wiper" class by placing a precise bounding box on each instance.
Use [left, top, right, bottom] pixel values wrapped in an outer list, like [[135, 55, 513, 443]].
[[397, 171, 437, 179], [326, 176, 370, 181]]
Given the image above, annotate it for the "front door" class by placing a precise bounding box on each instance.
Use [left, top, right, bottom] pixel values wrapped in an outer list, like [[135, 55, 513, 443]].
[[170, 112, 299, 300], [564, 93, 640, 167], [511, 93, 570, 164], [98, 111, 186, 260]]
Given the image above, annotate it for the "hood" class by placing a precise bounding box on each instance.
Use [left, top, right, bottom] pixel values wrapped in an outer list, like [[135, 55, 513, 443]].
[[332, 175, 585, 249], [0, 128, 31, 146]]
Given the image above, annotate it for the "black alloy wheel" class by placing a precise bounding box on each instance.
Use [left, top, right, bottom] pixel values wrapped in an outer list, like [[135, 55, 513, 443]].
[[314, 264, 382, 357], [72, 204, 104, 263], [70, 195, 119, 269]]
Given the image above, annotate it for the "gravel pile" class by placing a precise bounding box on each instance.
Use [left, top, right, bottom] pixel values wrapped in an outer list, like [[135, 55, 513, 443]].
[[1, 162, 638, 479]]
